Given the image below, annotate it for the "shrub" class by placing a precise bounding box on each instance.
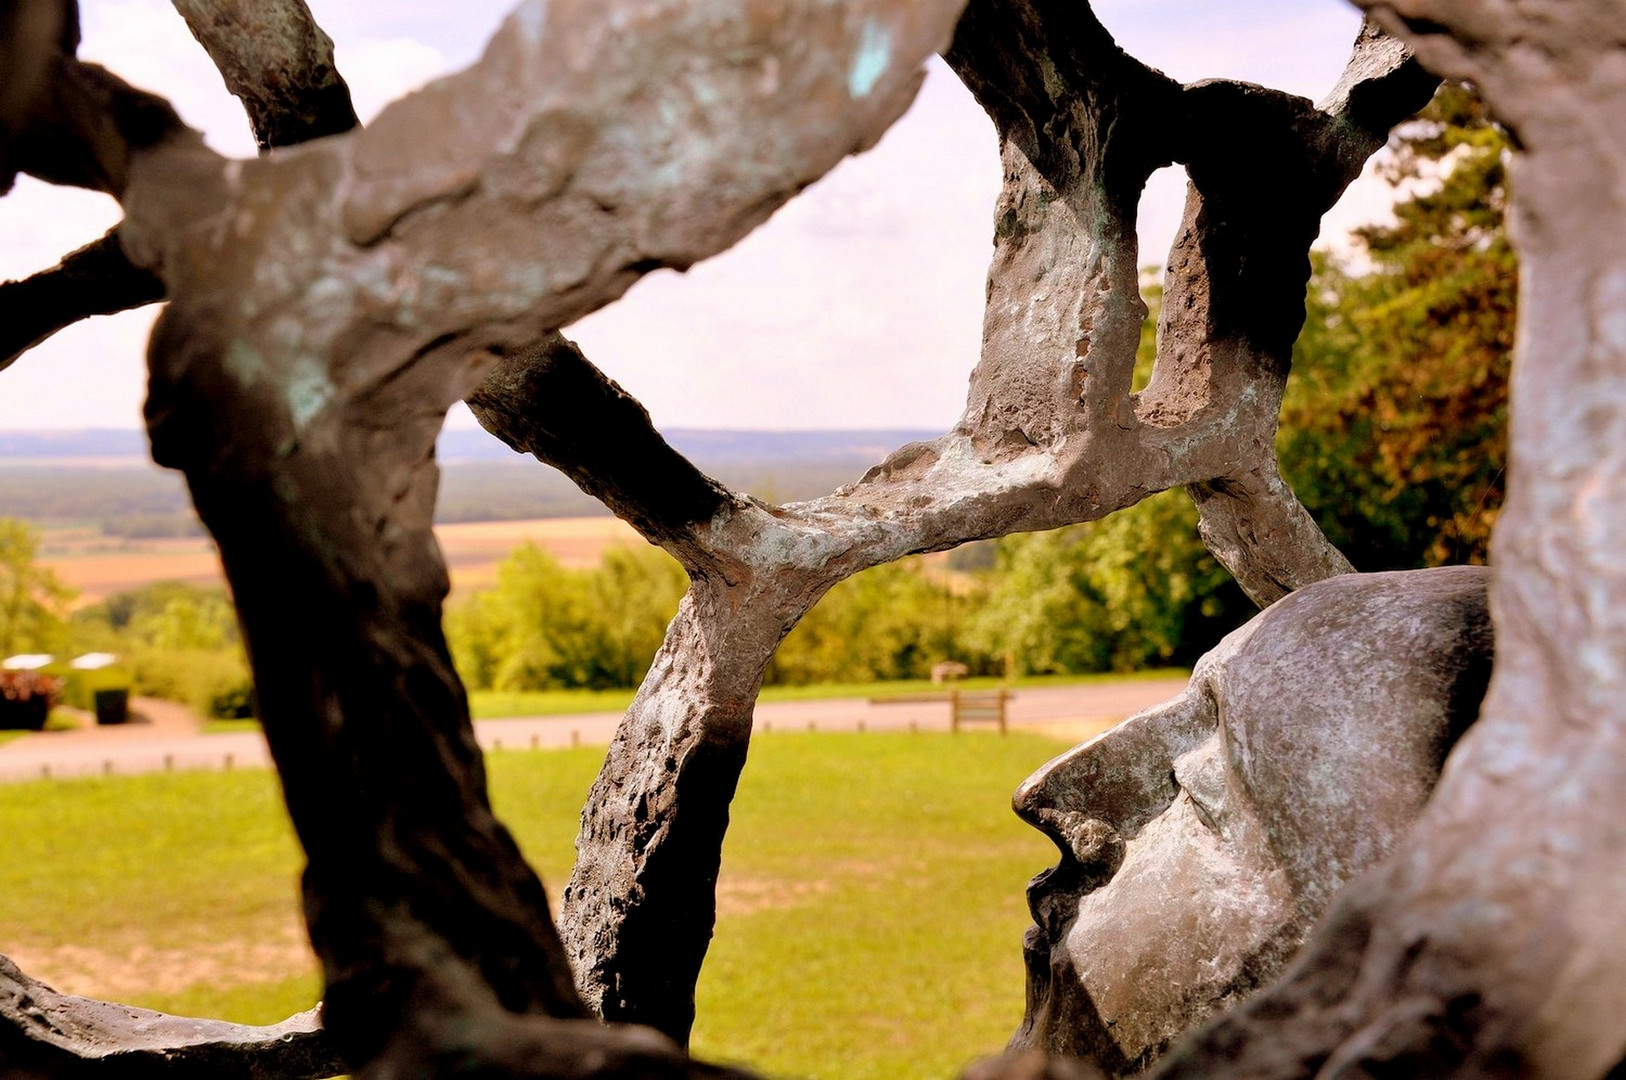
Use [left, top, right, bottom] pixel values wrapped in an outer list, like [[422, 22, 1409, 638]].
[[448, 545, 687, 692], [208, 681, 256, 720], [47, 661, 132, 713], [127, 647, 255, 720]]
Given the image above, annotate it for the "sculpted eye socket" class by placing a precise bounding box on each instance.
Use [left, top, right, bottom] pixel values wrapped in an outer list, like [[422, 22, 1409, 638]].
[[1172, 744, 1227, 835], [1180, 786, 1221, 833], [1200, 679, 1221, 725]]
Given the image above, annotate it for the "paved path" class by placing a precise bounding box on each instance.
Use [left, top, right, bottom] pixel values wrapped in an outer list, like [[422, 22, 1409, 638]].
[[0, 678, 1188, 784]]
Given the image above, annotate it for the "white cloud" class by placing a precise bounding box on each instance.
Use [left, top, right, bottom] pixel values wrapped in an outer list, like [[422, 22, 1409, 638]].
[[566, 58, 1000, 433], [333, 37, 448, 125], [0, 306, 159, 431], [0, 179, 145, 434], [1093, 0, 1366, 99], [0, 1, 251, 432], [78, 0, 258, 157], [0, 180, 121, 281], [306, 1, 513, 76]]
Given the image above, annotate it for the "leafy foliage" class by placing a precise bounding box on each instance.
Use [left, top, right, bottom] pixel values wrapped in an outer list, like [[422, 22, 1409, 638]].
[[449, 544, 688, 691], [73, 581, 254, 718], [767, 561, 971, 685], [1282, 84, 1513, 568], [449, 543, 991, 691], [965, 490, 1247, 675], [0, 518, 72, 657]]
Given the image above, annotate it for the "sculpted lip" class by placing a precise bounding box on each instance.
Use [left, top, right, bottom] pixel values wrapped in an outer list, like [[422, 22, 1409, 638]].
[[1015, 921, 1052, 1051], [1025, 864, 1058, 933], [1021, 858, 1086, 943], [1021, 863, 1075, 1031], [1021, 922, 1049, 975]]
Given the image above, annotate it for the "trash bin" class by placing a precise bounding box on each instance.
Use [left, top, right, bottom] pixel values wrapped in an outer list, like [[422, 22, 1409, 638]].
[[94, 688, 130, 726]]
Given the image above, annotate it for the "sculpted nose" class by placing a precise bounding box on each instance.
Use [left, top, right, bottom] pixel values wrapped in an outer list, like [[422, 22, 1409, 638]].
[[1014, 739, 1130, 872], [1013, 693, 1215, 841], [1017, 748, 1130, 926], [1033, 807, 1126, 877], [1012, 753, 1065, 826]]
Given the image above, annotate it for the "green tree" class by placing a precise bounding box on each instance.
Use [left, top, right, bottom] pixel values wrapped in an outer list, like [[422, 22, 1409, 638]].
[[965, 490, 1246, 675], [82, 580, 242, 648], [587, 546, 691, 687], [1282, 83, 1513, 569], [447, 543, 687, 692], [766, 559, 976, 685], [0, 518, 72, 656]]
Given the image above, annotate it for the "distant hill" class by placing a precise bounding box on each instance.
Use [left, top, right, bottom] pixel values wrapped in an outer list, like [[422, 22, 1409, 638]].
[[0, 427, 936, 466], [0, 427, 941, 531], [437, 427, 937, 469], [0, 429, 150, 459]]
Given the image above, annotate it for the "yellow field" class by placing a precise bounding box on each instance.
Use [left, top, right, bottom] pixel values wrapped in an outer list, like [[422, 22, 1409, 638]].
[[435, 517, 645, 591], [39, 517, 647, 604]]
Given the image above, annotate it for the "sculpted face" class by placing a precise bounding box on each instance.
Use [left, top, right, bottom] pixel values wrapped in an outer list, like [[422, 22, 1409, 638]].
[[1010, 567, 1493, 1075]]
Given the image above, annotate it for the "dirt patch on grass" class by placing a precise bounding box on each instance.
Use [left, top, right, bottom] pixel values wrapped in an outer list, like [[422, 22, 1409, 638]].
[[716, 877, 832, 917], [10, 917, 315, 1000], [12, 876, 832, 998]]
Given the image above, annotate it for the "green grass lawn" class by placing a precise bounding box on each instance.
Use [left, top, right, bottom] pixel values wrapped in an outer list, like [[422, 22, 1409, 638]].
[[0, 732, 1067, 1078], [199, 717, 265, 734], [689, 733, 1063, 1079], [467, 668, 1188, 720]]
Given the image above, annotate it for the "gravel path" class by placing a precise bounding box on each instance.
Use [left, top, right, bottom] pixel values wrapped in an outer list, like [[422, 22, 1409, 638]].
[[0, 678, 1188, 784]]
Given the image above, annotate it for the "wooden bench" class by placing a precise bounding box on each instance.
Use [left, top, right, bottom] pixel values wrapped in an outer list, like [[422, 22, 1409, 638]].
[[951, 689, 1008, 734]]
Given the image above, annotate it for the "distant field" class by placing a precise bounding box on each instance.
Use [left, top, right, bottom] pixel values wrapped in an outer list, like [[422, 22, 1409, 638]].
[[7, 429, 952, 604], [37, 528, 224, 600], [39, 517, 646, 603], [0, 430, 931, 533], [435, 517, 645, 591], [37, 515, 979, 604]]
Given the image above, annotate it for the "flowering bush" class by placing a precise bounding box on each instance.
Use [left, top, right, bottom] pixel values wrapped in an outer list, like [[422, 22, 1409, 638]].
[[0, 670, 59, 731]]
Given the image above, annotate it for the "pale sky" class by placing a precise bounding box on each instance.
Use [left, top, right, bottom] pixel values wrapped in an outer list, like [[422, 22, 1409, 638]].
[[0, 0, 1383, 433]]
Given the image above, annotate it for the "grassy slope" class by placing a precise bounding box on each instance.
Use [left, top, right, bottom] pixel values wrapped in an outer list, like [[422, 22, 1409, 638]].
[[0, 732, 1066, 1079], [690, 733, 1061, 1080], [0, 769, 319, 1022]]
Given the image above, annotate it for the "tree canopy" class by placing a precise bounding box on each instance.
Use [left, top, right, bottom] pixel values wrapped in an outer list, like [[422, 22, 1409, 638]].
[[0, 518, 70, 657], [1282, 83, 1513, 570]]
